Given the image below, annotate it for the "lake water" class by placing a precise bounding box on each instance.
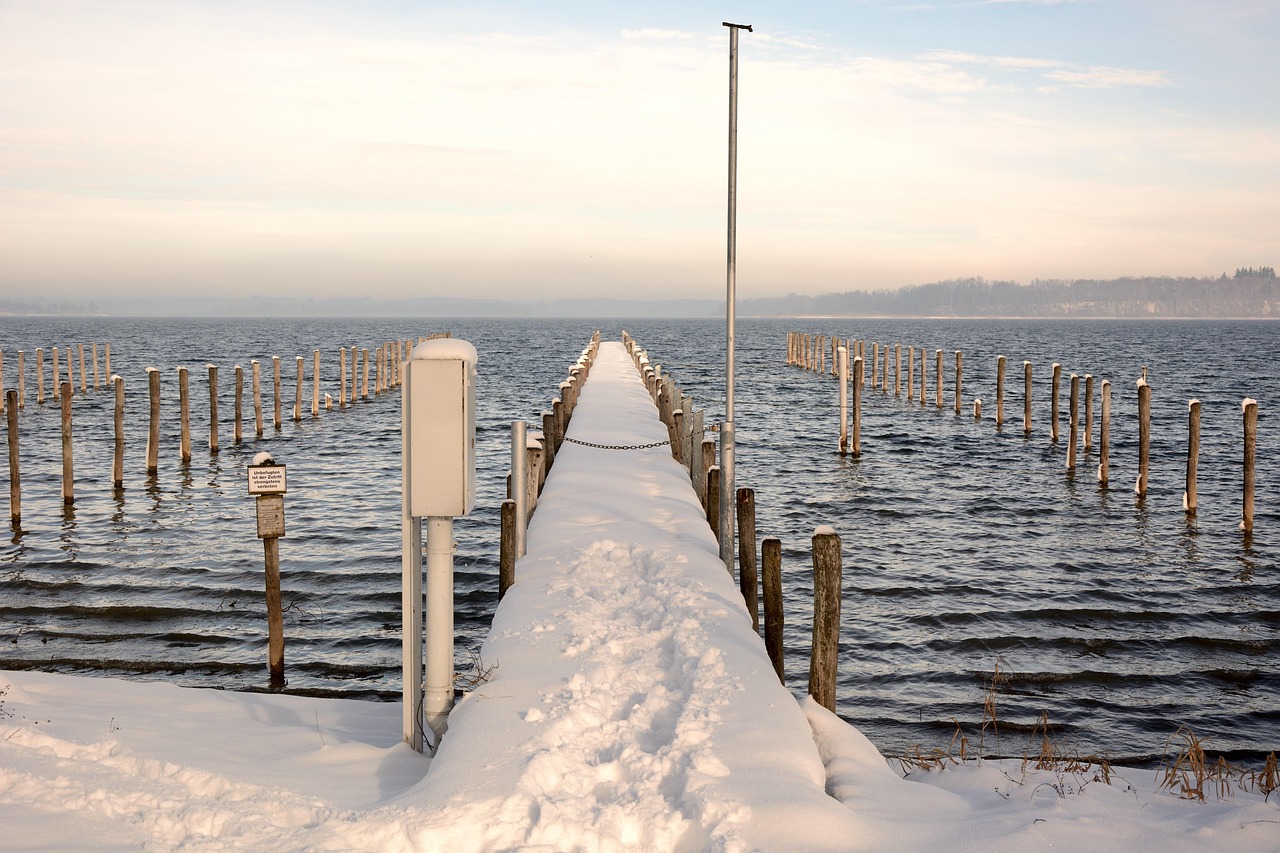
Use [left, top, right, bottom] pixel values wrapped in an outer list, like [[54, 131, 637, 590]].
[[1, 316, 1276, 766]]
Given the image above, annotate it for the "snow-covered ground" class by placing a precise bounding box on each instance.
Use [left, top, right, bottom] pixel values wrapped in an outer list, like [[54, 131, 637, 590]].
[[2, 341, 1275, 851]]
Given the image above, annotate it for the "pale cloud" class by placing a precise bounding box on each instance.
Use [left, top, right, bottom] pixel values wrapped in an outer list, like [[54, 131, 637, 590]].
[[1044, 66, 1173, 89], [621, 28, 694, 40]]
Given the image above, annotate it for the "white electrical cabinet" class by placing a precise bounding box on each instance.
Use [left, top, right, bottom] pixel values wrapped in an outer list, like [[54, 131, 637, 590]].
[[404, 339, 477, 518]]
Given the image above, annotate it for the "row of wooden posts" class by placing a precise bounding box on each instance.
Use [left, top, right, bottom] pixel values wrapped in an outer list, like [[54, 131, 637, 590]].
[[787, 331, 1260, 534], [498, 332, 602, 598], [4, 335, 450, 528], [0, 343, 113, 411]]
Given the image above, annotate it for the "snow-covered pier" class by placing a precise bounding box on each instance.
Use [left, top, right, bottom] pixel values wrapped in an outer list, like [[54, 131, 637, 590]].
[[422, 339, 861, 848]]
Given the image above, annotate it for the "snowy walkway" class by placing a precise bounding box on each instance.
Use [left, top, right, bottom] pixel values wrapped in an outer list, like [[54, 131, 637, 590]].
[[414, 340, 861, 849]]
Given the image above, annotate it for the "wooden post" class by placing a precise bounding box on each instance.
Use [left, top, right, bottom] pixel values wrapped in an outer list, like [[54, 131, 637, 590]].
[[737, 488, 759, 632], [808, 526, 841, 712], [499, 499, 516, 600], [208, 365, 219, 453], [104, 343, 111, 381], [1067, 373, 1079, 471], [701, 439, 716, 514], [362, 348, 370, 400], [77, 344, 86, 394], [1098, 380, 1111, 486], [7, 390, 19, 526], [272, 356, 282, 429], [349, 344, 358, 404], [918, 345, 926, 406], [974, 398, 982, 419], [92, 343, 100, 390], [52, 347, 60, 402], [1136, 374, 1151, 498], [882, 345, 889, 393], [935, 349, 943, 408], [325, 393, 332, 411], [252, 360, 263, 437], [339, 348, 347, 409], [0, 352, 4, 414], [1051, 363, 1061, 443], [145, 368, 160, 475], [17, 350, 24, 409], [543, 411, 558, 471], [60, 383, 73, 505], [1084, 374, 1094, 451], [234, 365, 244, 443], [852, 356, 863, 457], [262, 531, 285, 688], [36, 348, 44, 405], [178, 367, 191, 464], [996, 355, 1006, 427], [1242, 398, 1257, 534], [894, 344, 901, 397], [838, 346, 849, 455], [762, 537, 784, 683], [706, 465, 721, 543], [1024, 361, 1032, 435], [294, 357, 304, 421], [870, 343, 878, 387], [312, 350, 320, 416], [1185, 399, 1200, 516], [907, 345, 915, 400], [954, 351, 962, 415], [112, 375, 124, 489]]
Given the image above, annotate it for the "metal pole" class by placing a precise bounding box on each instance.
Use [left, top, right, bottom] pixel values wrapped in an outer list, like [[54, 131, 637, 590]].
[[424, 515, 454, 742], [721, 21, 751, 574]]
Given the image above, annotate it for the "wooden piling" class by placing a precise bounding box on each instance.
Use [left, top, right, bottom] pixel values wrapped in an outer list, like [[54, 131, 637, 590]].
[[808, 526, 841, 712], [61, 383, 73, 505], [918, 346, 926, 406], [92, 343, 100, 390], [112, 376, 124, 489], [996, 355, 1006, 427], [1051, 363, 1061, 443], [104, 343, 111, 381], [935, 350, 943, 408], [1136, 376, 1151, 498], [701, 439, 716, 514], [894, 344, 901, 397], [263, 533, 285, 688], [178, 367, 191, 464], [339, 348, 347, 409], [1024, 361, 1032, 435], [706, 465, 721, 543], [737, 488, 759, 631], [77, 344, 86, 394], [882, 346, 890, 393], [36, 348, 44, 405], [1242, 398, 1257, 534], [1185, 399, 1200, 516], [272, 356, 282, 429], [907, 345, 915, 400], [1067, 373, 1079, 471], [1099, 380, 1111, 486], [7, 390, 19, 526], [500, 499, 516, 600], [1084, 374, 1094, 451], [208, 365, 219, 453], [252, 361, 263, 437], [234, 365, 244, 443], [870, 343, 878, 387], [312, 350, 321, 417], [852, 357, 863, 457], [294, 357, 304, 421], [838, 346, 849, 455], [762, 537, 784, 684], [974, 398, 982, 419], [954, 351, 962, 415], [17, 350, 24, 409], [145, 368, 160, 475], [52, 347, 60, 402]]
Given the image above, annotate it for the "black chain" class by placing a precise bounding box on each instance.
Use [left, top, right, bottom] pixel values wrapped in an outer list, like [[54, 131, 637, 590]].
[[562, 436, 672, 451]]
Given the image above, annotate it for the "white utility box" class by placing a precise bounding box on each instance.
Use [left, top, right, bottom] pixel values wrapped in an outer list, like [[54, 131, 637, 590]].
[[404, 339, 477, 518]]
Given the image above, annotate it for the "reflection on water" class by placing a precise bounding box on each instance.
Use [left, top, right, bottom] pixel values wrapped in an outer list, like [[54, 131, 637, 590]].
[[0, 316, 1276, 764]]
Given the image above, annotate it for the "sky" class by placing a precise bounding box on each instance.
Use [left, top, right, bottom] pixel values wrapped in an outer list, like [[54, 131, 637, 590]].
[[1, 0, 1278, 303]]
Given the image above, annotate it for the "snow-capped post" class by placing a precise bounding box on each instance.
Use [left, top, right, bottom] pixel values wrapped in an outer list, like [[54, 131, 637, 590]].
[[145, 368, 160, 475], [1185, 399, 1201, 516], [996, 355, 1006, 428], [1136, 372, 1151, 498], [247, 451, 287, 688], [762, 537, 784, 683], [112, 376, 124, 489], [7, 389, 20, 526], [1051, 363, 1062, 443], [208, 365, 220, 452], [1084, 375, 1095, 450], [973, 398, 982, 419], [402, 338, 477, 751], [954, 351, 963, 415], [312, 350, 320, 416], [852, 356, 863, 457], [1024, 361, 1033, 435], [178, 367, 191, 465], [35, 348, 44, 405], [1067, 373, 1080, 471], [60, 382, 73, 505], [1098, 380, 1111, 486], [1242, 398, 1257, 534], [838, 345, 849, 455], [737, 488, 759, 631], [809, 526, 842, 712], [234, 365, 244, 443], [509, 420, 524, 558], [935, 349, 943, 408]]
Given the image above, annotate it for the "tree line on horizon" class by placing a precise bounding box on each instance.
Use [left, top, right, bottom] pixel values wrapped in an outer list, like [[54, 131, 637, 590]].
[[744, 272, 1280, 318]]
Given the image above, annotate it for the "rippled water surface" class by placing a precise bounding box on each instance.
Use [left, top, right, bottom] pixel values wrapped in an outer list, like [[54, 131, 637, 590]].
[[1, 316, 1276, 765]]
